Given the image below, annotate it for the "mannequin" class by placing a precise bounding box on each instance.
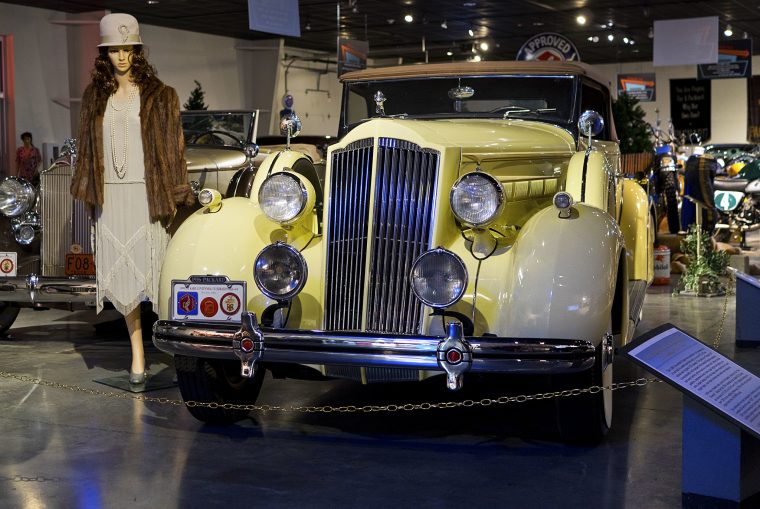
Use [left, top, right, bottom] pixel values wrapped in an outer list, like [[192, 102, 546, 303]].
[[72, 13, 195, 385]]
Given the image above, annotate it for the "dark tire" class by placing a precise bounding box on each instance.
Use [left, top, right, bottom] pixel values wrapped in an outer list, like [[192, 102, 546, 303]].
[[554, 337, 613, 445], [0, 302, 20, 334], [662, 172, 680, 234], [174, 355, 265, 425]]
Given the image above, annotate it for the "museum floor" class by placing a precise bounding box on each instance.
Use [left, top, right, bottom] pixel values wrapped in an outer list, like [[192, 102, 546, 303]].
[[1, 239, 759, 508]]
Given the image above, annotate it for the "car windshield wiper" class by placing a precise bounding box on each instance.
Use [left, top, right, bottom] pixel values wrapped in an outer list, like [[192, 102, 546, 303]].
[[502, 107, 557, 119]]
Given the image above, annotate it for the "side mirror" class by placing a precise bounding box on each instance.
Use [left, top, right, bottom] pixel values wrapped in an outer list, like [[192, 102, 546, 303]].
[[578, 110, 605, 149], [279, 113, 302, 150]]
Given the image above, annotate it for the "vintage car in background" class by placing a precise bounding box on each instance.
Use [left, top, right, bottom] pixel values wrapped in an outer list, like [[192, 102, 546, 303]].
[[153, 61, 655, 443], [0, 110, 310, 331]]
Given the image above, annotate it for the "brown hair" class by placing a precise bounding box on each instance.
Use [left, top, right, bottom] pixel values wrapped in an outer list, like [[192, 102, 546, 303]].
[[90, 46, 157, 96]]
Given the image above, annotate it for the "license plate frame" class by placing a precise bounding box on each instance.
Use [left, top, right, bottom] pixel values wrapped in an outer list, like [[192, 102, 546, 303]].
[[171, 276, 246, 322], [65, 253, 95, 276]]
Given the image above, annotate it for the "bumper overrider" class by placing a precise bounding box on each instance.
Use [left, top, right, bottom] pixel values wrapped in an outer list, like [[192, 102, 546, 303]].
[[0, 275, 96, 305], [153, 312, 596, 390]]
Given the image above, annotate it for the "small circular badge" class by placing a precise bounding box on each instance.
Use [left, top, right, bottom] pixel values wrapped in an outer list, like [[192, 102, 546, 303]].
[[200, 297, 219, 317], [516, 32, 580, 62], [0, 258, 14, 274], [220, 293, 241, 315]]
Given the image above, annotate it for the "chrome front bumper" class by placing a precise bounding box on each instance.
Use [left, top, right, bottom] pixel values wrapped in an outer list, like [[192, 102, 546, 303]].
[[0, 275, 96, 305], [153, 312, 596, 390]]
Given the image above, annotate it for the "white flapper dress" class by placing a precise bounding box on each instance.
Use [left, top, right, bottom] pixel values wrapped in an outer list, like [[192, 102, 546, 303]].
[[97, 91, 169, 316]]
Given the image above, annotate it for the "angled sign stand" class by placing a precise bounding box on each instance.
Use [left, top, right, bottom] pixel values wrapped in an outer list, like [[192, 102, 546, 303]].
[[622, 324, 760, 505]]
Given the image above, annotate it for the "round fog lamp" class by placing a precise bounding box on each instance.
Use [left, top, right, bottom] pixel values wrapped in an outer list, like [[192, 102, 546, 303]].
[[14, 224, 35, 245], [450, 172, 504, 227], [410, 248, 468, 308], [259, 173, 307, 223], [0, 177, 36, 218], [254, 242, 307, 301]]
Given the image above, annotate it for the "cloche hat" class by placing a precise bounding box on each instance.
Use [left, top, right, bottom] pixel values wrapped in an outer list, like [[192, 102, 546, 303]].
[[98, 13, 143, 47]]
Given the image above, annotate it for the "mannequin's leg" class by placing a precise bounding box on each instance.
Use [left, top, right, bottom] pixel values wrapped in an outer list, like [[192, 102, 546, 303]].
[[125, 306, 145, 383]]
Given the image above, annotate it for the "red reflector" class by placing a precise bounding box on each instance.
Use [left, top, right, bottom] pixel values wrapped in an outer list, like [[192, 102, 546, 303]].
[[446, 349, 462, 364], [240, 338, 254, 352]]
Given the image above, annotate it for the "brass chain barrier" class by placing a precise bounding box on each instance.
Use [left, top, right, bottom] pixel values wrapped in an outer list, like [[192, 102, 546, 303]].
[[0, 370, 661, 414], [713, 271, 736, 350]]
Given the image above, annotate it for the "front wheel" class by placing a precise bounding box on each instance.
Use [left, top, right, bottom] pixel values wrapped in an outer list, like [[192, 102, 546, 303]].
[[175, 355, 265, 424], [553, 335, 613, 444], [662, 172, 680, 234]]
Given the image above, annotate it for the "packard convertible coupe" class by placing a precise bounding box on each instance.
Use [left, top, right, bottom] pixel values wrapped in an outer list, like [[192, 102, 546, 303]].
[[153, 61, 654, 442], [0, 110, 268, 331]]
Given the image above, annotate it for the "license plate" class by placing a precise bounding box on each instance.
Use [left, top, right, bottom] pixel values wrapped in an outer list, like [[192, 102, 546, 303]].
[[172, 276, 246, 322], [65, 254, 95, 276]]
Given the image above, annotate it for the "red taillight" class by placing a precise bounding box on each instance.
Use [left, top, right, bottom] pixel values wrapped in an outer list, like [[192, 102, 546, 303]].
[[446, 349, 462, 364], [240, 338, 255, 352]]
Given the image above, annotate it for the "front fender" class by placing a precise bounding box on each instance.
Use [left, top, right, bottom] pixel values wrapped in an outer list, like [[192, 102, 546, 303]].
[[495, 203, 624, 344]]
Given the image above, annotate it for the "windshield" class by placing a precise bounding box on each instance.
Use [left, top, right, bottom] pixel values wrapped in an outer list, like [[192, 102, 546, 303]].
[[181, 111, 256, 147], [343, 75, 576, 129]]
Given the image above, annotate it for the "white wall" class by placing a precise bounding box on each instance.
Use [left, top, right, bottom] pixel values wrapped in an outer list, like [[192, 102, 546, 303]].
[[0, 3, 71, 162], [595, 59, 756, 144]]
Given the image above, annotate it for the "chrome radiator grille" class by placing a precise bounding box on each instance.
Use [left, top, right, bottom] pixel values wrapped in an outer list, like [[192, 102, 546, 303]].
[[40, 163, 92, 277], [325, 137, 439, 334]]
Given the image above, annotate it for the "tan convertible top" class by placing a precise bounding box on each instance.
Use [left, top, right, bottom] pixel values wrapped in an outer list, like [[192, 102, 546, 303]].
[[341, 61, 610, 88]]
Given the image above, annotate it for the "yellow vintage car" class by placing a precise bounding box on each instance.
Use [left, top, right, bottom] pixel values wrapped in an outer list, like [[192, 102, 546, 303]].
[[153, 61, 654, 443]]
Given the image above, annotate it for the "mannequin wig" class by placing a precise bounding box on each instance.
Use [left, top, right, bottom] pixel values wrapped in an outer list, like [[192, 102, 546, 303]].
[[90, 45, 157, 96]]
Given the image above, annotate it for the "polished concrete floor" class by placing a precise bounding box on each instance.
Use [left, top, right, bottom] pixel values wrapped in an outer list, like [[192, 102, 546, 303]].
[[1, 249, 759, 508]]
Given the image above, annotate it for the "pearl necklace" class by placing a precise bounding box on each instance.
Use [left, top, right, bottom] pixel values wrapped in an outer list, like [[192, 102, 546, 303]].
[[109, 84, 138, 179]]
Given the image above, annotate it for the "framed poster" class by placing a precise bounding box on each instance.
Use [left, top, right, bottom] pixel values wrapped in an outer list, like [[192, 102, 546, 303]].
[[670, 78, 711, 141]]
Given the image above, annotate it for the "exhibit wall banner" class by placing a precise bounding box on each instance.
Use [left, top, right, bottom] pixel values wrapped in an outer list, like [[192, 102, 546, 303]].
[[623, 324, 760, 440], [617, 73, 656, 102], [748, 76, 760, 143], [670, 78, 711, 141], [698, 39, 752, 79], [338, 39, 369, 76], [248, 0, 301, 38], [653, 17, 718, 67]]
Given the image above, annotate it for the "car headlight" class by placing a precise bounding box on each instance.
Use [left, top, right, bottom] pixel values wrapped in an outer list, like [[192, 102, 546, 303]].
[[450, 172, 505, 227], [0, 177, 36, 218], [259, 172, 312, 224], [254, 242, 308, 301], [410, 248, 468, 308]]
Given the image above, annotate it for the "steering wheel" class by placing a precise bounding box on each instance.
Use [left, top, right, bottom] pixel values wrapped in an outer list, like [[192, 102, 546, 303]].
[[188, 130, 244, 147]]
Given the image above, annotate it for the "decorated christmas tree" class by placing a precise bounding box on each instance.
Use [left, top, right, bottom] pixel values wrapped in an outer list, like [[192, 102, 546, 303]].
[[612, 93, 653, 154], [184, 80, 208, 111]]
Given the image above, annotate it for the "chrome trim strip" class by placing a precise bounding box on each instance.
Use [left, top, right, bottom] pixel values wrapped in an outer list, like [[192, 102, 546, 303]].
[[0, 275, 96, 304], [153, 319, 596, 374]]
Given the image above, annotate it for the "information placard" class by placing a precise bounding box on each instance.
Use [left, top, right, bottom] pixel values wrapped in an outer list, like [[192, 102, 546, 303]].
[[622, 324, 760, 440]]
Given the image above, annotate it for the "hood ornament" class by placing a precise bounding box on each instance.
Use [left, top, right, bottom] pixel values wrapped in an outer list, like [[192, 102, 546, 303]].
[[374, 90, 386, 116]]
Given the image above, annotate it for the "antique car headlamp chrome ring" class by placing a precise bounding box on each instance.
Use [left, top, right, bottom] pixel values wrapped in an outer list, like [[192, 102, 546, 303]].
[[258, 172, 312, 224], [11, 212, 41, 246], [198, 188, 223, 211], [410, 248, 468, 309], [450, 172, 505, 228], [254, 242, 308, 301], [0, 177, 37, 218]]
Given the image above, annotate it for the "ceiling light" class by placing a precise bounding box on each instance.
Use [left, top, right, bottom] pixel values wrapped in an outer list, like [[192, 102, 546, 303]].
[[593, 36, 599, 43], [623, 37, 629, 44], [479, 41, 489, 51], [471, 43, 476, 53], [387, 18, 395, 24], [468, 28, 475, 37], [463, 1, 476, 6], [446, 50, 453, 56], [576, 15, 586, 25], [146, 0, 159, 4], [608, 20, 614, 27], [629, 39, 634, 45], [608, 34, 614, 41], [441, 20, 448, 29], [472, 54, 482, 62], [404, 14, 414, 23], [724, 24, 733, 37]]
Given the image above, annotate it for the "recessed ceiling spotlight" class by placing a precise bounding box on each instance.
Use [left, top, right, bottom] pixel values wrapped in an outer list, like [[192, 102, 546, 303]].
[[441, 20, 448, 29], [623, 37, 629, 44], [463, 1, 477, 6], [576, 15, 586, 25], [468, 28, 475, 37], [404, 14, 414, 23], [593, 36, 599, 43], [387, 18, 395, 24], [533, 22, 544, 26], [724, 24, 733, 37], [446, 50, 453, 56], [480, 41, 489, 51], [608, 34, 614, 41], [146, 0, 159, 4], [608, 20, 614, 27], [629, 39, 635, 45]]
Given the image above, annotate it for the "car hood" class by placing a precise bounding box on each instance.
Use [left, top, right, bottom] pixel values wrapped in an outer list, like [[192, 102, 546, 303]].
[[335, 118, 576, 155], [185, 146, 247, 172]]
